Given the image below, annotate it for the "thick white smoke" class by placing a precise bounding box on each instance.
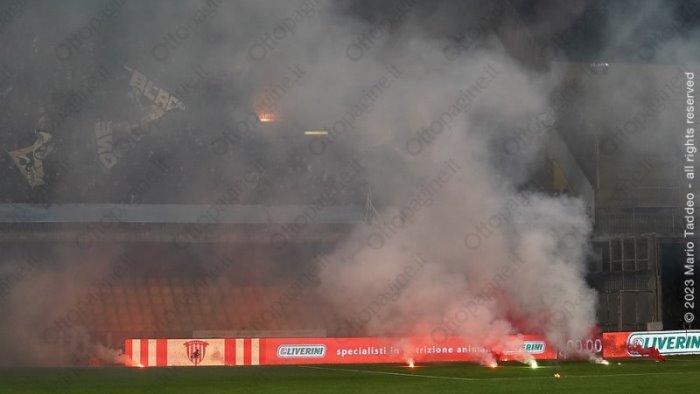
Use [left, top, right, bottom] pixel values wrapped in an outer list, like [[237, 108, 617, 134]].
[[314, 49, 597, 356]]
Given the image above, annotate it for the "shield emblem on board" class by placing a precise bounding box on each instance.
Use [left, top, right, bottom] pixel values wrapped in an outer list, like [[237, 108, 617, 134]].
[[184, 340, 209, 365]]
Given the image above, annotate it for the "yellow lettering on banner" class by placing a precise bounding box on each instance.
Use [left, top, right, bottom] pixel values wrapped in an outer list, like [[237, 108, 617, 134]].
[[167, 96, 186, 111], [144, 80, 158, 101], [98, 151, 117, 168], [126, 67, 186, 111], [95, 121, 118, 168], [154, 89, 170, 109], [8, 132, 52, 187], [141, 106, 166, 124], [95, 121, 112, 138], [129, 70, 148, 92]]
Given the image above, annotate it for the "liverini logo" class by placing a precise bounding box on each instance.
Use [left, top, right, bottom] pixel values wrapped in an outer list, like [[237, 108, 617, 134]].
[[503, 341, 546, 355], [522, 341, 546, 354], [277, 345, 326, 358], [627, 330, 700, 356], [184, 340, 209, 365]]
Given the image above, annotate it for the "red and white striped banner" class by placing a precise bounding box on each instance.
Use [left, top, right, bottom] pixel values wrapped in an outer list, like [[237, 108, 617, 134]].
[[124, 336, 561, 367], [125, 338, 262, 367]]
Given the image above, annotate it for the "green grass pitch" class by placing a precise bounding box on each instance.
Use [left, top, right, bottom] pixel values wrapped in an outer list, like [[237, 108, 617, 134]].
[[2, 358, 699, 394]]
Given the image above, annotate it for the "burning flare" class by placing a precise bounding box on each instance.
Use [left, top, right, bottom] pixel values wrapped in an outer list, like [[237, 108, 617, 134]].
[[256, 110, 278, 122]]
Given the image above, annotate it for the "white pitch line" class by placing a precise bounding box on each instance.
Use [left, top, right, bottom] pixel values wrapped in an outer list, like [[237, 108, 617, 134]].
[[298, 365, 700, 382], [298, 366, 479, 381], [547, 370, 700, 380]]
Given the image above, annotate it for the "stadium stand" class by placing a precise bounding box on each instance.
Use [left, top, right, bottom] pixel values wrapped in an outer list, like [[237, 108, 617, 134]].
[[82, 280, 331, 344]]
